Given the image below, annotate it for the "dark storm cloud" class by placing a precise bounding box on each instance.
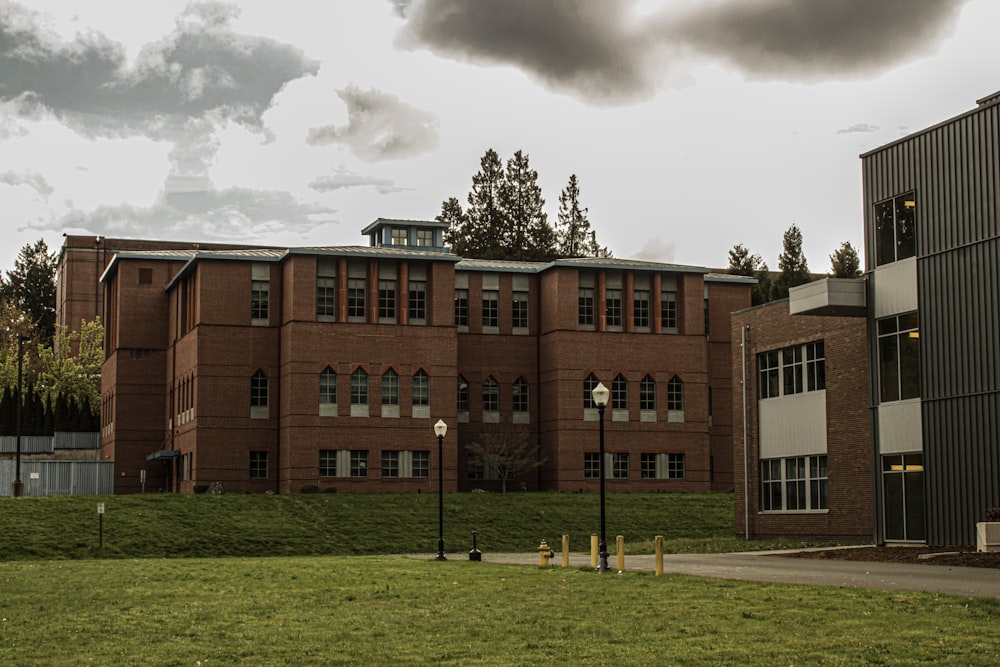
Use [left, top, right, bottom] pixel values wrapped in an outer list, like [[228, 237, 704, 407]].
[[306, 85, 439, 161], [393, 0, 969, 102], [0, 1, 319, 134], [309, 167, 408, 195], [38, 187, 337, 241]]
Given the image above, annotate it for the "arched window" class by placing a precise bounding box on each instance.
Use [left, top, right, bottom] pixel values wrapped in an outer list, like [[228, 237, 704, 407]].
[[251, 370, 268, 407], [412, 369, 430, 406], [320, 367, 337, 405], [667, 375, 684, 422], [612, 374, 628, 410], [381, 369, 399, 406], [351, 368, 369, 405], [640, 375, 656, 411], [583, 373, 600, 409], [482, 376, 499, 412]]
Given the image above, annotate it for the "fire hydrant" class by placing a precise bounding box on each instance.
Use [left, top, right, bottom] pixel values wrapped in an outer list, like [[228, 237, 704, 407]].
[[538, 539, 555, 566]]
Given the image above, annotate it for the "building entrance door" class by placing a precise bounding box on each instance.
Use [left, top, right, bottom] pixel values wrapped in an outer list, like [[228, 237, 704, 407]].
[[881, 453, 925, 542]]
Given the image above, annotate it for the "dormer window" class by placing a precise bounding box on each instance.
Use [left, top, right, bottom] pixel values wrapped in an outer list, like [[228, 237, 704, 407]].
[[416, 229, 433, 247], [391, 228, 408, 246]]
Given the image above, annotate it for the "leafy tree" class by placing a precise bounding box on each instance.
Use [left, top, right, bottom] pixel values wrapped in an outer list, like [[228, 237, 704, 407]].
[[36, 318, 104, 413], [773, 224, 811, 300], [556, 174, 611, 258], [466, 430, 545, 493], [0, 240, 57, 343], [502, 150, 556, 260], [830, 241, 862, 278], [728, 243, 772, 305]]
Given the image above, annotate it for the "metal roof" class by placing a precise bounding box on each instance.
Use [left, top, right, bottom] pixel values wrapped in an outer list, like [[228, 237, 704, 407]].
[[360, 217, 450, 235]]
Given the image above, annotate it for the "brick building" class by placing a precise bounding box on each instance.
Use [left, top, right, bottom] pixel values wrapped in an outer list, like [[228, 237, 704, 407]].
[[731, 293, 872, 540], [64, 219, 753, 494]]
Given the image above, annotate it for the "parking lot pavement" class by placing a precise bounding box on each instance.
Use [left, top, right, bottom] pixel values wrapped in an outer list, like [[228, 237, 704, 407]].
[[410, 551, 1000, 598]]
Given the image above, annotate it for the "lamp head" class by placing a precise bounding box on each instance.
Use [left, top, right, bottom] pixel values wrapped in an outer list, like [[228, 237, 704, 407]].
[[591, 382, 610, 408], [434, 419, 447, 438]]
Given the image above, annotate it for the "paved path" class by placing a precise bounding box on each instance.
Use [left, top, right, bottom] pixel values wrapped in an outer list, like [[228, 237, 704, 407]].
[[411, 550, 1000, 598]]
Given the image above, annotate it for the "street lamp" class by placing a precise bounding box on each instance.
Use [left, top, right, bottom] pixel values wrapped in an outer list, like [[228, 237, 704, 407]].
[[12, 335, 29, 498], [434, 419, 448, 560], [591, 381, 610, 573]]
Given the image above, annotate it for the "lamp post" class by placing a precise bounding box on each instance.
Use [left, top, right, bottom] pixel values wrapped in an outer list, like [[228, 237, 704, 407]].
[[591, 382, 610, 573], [434, 419, 448, 560], [12, 335, 28, 498]]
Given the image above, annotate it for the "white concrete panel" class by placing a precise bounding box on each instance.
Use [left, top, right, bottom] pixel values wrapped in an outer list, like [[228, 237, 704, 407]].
[[878, 399, 923, 454], [873, 258, 917, 318], [759, 391, 827, 458]]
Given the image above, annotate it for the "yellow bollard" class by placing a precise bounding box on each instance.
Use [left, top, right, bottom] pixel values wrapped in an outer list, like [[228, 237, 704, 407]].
[[562, 534, 569, 568], [616, 535, 624, 572], [655, 535, 664, 576], [590, 534, 598, 568]]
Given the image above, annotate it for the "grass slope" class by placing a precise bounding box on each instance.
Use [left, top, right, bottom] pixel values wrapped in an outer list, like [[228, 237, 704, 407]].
[[0, 492, 846, 561]]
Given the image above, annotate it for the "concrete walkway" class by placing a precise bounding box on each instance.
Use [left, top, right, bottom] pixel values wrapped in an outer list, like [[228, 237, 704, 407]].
[[413, 550, 1000, 598]]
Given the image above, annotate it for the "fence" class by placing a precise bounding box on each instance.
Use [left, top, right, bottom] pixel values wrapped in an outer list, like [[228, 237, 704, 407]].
[[0, 460, 114, 496]]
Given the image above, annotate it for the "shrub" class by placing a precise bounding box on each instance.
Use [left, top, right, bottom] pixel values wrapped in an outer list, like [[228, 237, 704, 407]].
[[300, 485, 320, 494]]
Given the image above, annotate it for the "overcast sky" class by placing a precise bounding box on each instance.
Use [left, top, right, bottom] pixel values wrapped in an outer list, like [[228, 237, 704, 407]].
[[1, 0, 998, 276]]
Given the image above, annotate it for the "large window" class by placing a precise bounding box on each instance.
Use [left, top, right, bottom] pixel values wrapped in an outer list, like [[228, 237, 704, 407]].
[[408, 280, 426, 321], [639, 375, 656, 411], [319, 367, 337, 406], [633, 289, 650, 328], [251, 281, 269, 321], [667, 376, 683, 411], [761, 455, 828, 511], [641, 453, 685, 479], [578, 287, 594, 327], [455, 289, 469, 327], [412, 370, 429, 407], [661, 290, 678, 330], [759, 342, 826, 399], [378, 279, 396, 321], [612, 374, 628, 410], [416, 229, 433, 247], [319, 450, 337, 477], [583, 373, 600, 409], [513, 377, 529, 414], [611, 453, 629, 479], [482, 290, 499, 328], [251, 370, 268, 407], [381, 369, 399, 406], [250, 451, 268, 480], [606, 288, 622, 328], [351, 368, 368, 406], [482, 376, 499, 412], [875, 192, 916, 266], [391, 228, 408, 246], [512, 291, 529, 329], [878, 313, 920, 402], [382, 450, 430, 479], [317, 277, 336, 318], [457, 375, 469, 413], [584, 452, 600, 479], [348, 278, 366, 320], [350, 450, 368, 477]]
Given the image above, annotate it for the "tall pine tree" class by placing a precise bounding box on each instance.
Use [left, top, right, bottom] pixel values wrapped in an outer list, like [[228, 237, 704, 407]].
[[728, 243, 772, 305], [502, 150, 555, 260], [556, 174, 611, 258], [830, 241, 862, 278], [773, 224, 812, 299], [1, 240, 57, 344]]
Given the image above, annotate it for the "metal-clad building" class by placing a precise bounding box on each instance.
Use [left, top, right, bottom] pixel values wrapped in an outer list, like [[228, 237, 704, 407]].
[[861, 91, 1000, 546]]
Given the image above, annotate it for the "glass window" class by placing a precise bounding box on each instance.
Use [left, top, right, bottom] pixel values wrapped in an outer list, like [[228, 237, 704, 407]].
[[391, 228, 408, 245], [759, 343, 826, 399], [319, 450, 336, 477], [759, 351, 780, 399], [606, 288, 622, 327], [348, 278, 366, 319], [412, 370, 429, 406], [416, 229, 433, 247], [351, 368, 368, 405], [761, 455, 827, 511], [667, 453, 685, 479], [320, 367, 337, 405], [667, 376, 683, 411], [378, 279, 396, 320], [641, 453, 656, 479], [633, 289, 650, 328], [875, 192, 916, 266], [583, 373, 600, 409], [350, 450, 368, 477], [612, 374, 628, 410], [381, 369, 399, 406], [806, 342, 825, 391], [661, 290, 677, 330], [251, 370, 268, 407], [512, 291, 529, 329], [782, 346, 804, 395], [640, 375, 656, 411], [455, 289, 469, 327], [482, 290, 498, 328], [482, 376, 499, 412], [513, 377, 529, 413], [578, 287, 594, 326], [250, 451, 267, 479], [408, 281, 426, 321], [412, 450, 430, 478], [457, 375, 469, 412], [878, 313, 920, 402], [584, 452, 600, 479], [382, 450, 400, 477], [317, 276, 336, 318], [611, 453, 629, 479], [251, 281, 269, 321]]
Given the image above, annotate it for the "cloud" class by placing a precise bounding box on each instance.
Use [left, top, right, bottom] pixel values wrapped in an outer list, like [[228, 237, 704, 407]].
[[631, 237, 676, 264], [393, 0, 969, 103], [306, 85, 439, 161], [0, 1, 319, 135], [0, 169, 54, 195], [309, 167, 409, 195], [34, 187, 338, 243], [837, 123, 880, 135]]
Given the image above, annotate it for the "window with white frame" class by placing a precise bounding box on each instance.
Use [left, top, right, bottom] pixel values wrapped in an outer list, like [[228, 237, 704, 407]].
[[416, 229, 433, 247], [350, 450, 368, 477], [579, 287, 595, 327], [512, 291, 529, 329], [639, 375, 656, 411], [455, 289, 469, 327], [348, 278, 366, 320], [633, 289, 650, 328], [251, 280, 269, 322], [878, 312, 919, 402], [513, 377, 529, 414], [611, 453, 629, 479], [667, 376, 683, 412], [412, 370, 429, 406], [761, 455, 828, 511], [391, 228, 408, 246], [874, 192, 916, 266], [457, 375, 469, 413], [381, 369, 399, 406], [408, 280, 426, 322], [351, 368, 368, 411], [482, 376, 499, 412], [381, 450, 430, 479], [612, 374, 627, 410], [661, 290, 678, 330], [583, 373, 600, 409], [482, 290, 498, 328], [606, 288, 622, 328], [378, 279, 396, 321], [759, 342, 826, 399], [317, 277, 336, 319], [584, 452, 600, 479], [319, 367, 337, 416], [319, 450, 337, 477], [251, 370, 268, 419]]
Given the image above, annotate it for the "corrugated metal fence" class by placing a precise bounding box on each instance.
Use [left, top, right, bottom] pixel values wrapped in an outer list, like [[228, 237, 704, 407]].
[[1, 431, 110, 496]]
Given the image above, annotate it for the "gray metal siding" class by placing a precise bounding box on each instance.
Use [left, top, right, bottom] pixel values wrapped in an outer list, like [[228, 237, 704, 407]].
[[0, 460, 114, 496], [863, 99, 1000, 546], [0, 435, 54, 454]]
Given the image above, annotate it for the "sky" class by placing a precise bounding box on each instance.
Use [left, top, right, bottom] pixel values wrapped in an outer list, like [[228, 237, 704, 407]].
[[1, 0, 998, 276]]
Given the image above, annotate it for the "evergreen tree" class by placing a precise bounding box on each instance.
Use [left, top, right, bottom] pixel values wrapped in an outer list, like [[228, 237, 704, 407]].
[[728, 243, 772, 305], [830, 241, 862, 278], [501, 150, 555, 260], [437, 197, 467, 251], [1, 240, 57, 343], [557, 174, 601, 257], [773, 224, 812, 299], [452, 149, 509, 259]]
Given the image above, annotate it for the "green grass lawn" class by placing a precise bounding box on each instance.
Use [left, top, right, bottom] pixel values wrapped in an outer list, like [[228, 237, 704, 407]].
[[0, 491, 850, 560], [2, 556, 998, 666]]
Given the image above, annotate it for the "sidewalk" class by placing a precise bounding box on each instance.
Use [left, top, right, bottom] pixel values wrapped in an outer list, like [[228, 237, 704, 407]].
[[412, 550, 1000, 598]]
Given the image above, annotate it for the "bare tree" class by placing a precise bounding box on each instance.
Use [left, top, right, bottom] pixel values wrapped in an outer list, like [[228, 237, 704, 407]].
[[466, 429, 545, 493]]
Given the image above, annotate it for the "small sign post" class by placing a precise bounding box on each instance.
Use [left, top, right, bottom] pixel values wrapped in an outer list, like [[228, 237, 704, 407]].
[[97, 502, 105, 549]]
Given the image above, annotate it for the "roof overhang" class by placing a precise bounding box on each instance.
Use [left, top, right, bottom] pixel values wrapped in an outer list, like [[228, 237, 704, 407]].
[[789, 278, 867, 317], [146, 450, 180, 461]]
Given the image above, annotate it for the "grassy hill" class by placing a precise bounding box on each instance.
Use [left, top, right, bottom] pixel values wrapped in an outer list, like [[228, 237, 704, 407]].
[[0, 491, 839, 560]]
